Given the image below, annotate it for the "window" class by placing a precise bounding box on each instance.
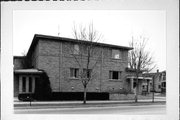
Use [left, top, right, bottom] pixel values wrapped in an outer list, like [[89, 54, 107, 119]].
[[83, 69, 91, 78], [70, 68, 79, 78], [162, 82, 166, 87], [109, 71, 121, 80], [74, 44, 79, 54], [29, 77, 32, 92], [22, 77, 26, 92], [133, 82, 137, 88], [158, 85, 161, 89], [159, 75, 161, 81], [112, 49, 121, 59], [163, 75, 166, 80]]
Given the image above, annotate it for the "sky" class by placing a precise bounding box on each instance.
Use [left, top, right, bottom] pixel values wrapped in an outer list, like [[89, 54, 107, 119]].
[[13, 10, 166, 72]]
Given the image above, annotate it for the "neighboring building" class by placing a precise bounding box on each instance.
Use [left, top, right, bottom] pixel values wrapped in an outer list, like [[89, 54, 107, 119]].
[[126, 68, 152, 94], [143, 70, 166, 93], [14, 34, 152, 100]]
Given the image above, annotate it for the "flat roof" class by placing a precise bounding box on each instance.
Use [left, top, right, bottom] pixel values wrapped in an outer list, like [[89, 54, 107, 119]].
[[14, 69, 43, 74], [27, 34, 133, 57], [14, 56, 25, 59], [126, 76, 152, 80]]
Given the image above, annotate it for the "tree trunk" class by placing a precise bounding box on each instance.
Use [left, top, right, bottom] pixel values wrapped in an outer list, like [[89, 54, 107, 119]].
[[83, 86, 87, 104], [135, 77, 138, 103]]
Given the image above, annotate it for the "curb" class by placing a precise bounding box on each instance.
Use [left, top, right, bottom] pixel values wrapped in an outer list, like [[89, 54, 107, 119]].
[[14, 100, 166, 109]]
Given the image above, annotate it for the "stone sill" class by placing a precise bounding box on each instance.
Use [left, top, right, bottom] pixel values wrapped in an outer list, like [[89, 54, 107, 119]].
[[69, 77, 80, 80], [109, 79, 122, 82], [111, 58, 122, 60], [19, 92, 34, 94]]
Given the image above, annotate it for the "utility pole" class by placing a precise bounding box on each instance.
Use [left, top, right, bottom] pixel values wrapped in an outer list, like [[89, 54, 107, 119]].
[[152, 76, 155, 102]]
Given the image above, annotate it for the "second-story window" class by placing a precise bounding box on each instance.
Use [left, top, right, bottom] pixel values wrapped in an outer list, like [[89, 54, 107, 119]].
[[70, 68, 79, 78], [74, 44, 79, 54], [112, 49, 121, 59]]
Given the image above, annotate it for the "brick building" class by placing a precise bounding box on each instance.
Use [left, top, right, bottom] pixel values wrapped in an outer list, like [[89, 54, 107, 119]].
[[14, 34, 152, 100]]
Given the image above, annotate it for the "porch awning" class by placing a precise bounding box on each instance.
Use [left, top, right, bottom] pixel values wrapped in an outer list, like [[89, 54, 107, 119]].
[[126, 76, 152, 80], [14, 69, 44, 74]]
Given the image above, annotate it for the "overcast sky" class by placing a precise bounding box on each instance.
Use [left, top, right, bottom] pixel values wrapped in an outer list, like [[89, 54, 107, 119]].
[[13, 10, 166, 72]]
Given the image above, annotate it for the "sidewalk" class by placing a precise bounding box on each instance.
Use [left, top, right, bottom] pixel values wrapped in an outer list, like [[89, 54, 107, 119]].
[[14, 97, 166, 108]]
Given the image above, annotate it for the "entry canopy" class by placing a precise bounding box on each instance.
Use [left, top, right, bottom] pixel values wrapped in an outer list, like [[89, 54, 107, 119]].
[[14, 69, 44, 74], [126, 75, 152, 80]]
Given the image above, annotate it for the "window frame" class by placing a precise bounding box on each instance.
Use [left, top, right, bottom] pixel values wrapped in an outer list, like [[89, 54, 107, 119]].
[[109, 71, 122, 80], [70, 68, 79, 79], [83, 69, 92, 79], [158, 85, 161, 89], [73, 44, 80, 55], [111, 49, 122, 59]]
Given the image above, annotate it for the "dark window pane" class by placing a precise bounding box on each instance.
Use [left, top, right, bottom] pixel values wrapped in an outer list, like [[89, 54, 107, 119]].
[[70, 68, 79, 78], [112, 71, 119, 79], [29, 77, 32, 92], [75, 69, 79, 78], [22, 77, 26, 92], [83, 69, 91, 78], [109, 71, 121, 80]]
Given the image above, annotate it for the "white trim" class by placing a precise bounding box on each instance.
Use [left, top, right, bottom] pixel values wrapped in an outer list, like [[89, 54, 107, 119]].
[[32, 77, 35, 93], [127, 76, 152, 80], [19, 76, 22, 93]]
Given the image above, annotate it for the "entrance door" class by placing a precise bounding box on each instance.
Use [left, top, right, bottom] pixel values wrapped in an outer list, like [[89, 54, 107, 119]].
[[19, 75, 35, 94]]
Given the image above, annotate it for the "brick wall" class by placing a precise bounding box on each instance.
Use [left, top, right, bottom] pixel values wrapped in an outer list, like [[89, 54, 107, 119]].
[[13, 57, 24, 69], [35, 39, 129, 93], [31, 42, 39, 68], [14, 75, 19, 97]]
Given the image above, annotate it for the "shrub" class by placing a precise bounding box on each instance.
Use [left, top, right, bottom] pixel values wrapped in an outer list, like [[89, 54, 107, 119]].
[[34, 72, 52, 100]]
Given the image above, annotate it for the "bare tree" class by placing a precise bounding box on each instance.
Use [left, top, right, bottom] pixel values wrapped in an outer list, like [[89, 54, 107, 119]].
[[128, 36, 156, 102], [70, 23, 102, 104]]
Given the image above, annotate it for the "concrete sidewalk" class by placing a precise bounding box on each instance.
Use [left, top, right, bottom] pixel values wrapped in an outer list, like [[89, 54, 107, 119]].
[[14, 97, 166, 108]]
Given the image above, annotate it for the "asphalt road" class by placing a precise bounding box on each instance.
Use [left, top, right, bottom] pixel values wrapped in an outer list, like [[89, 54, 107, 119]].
[[14, 104, 166, 114]]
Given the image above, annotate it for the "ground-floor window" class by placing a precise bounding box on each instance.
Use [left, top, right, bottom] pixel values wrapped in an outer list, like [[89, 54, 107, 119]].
[[158, 85, 161, 89], [109, 71, 121, 80], [161, 82, 166, 88], [133, 81, 137, 88], [83, 69, 92, 78], [70, 68, 79, 78]]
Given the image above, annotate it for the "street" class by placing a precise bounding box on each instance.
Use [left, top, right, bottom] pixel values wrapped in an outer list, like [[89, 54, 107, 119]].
[[14, 103, 166, 114]]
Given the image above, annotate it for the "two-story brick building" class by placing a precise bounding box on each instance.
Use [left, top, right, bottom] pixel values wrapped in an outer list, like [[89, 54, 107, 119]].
[[14, 34, 152, 100]]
